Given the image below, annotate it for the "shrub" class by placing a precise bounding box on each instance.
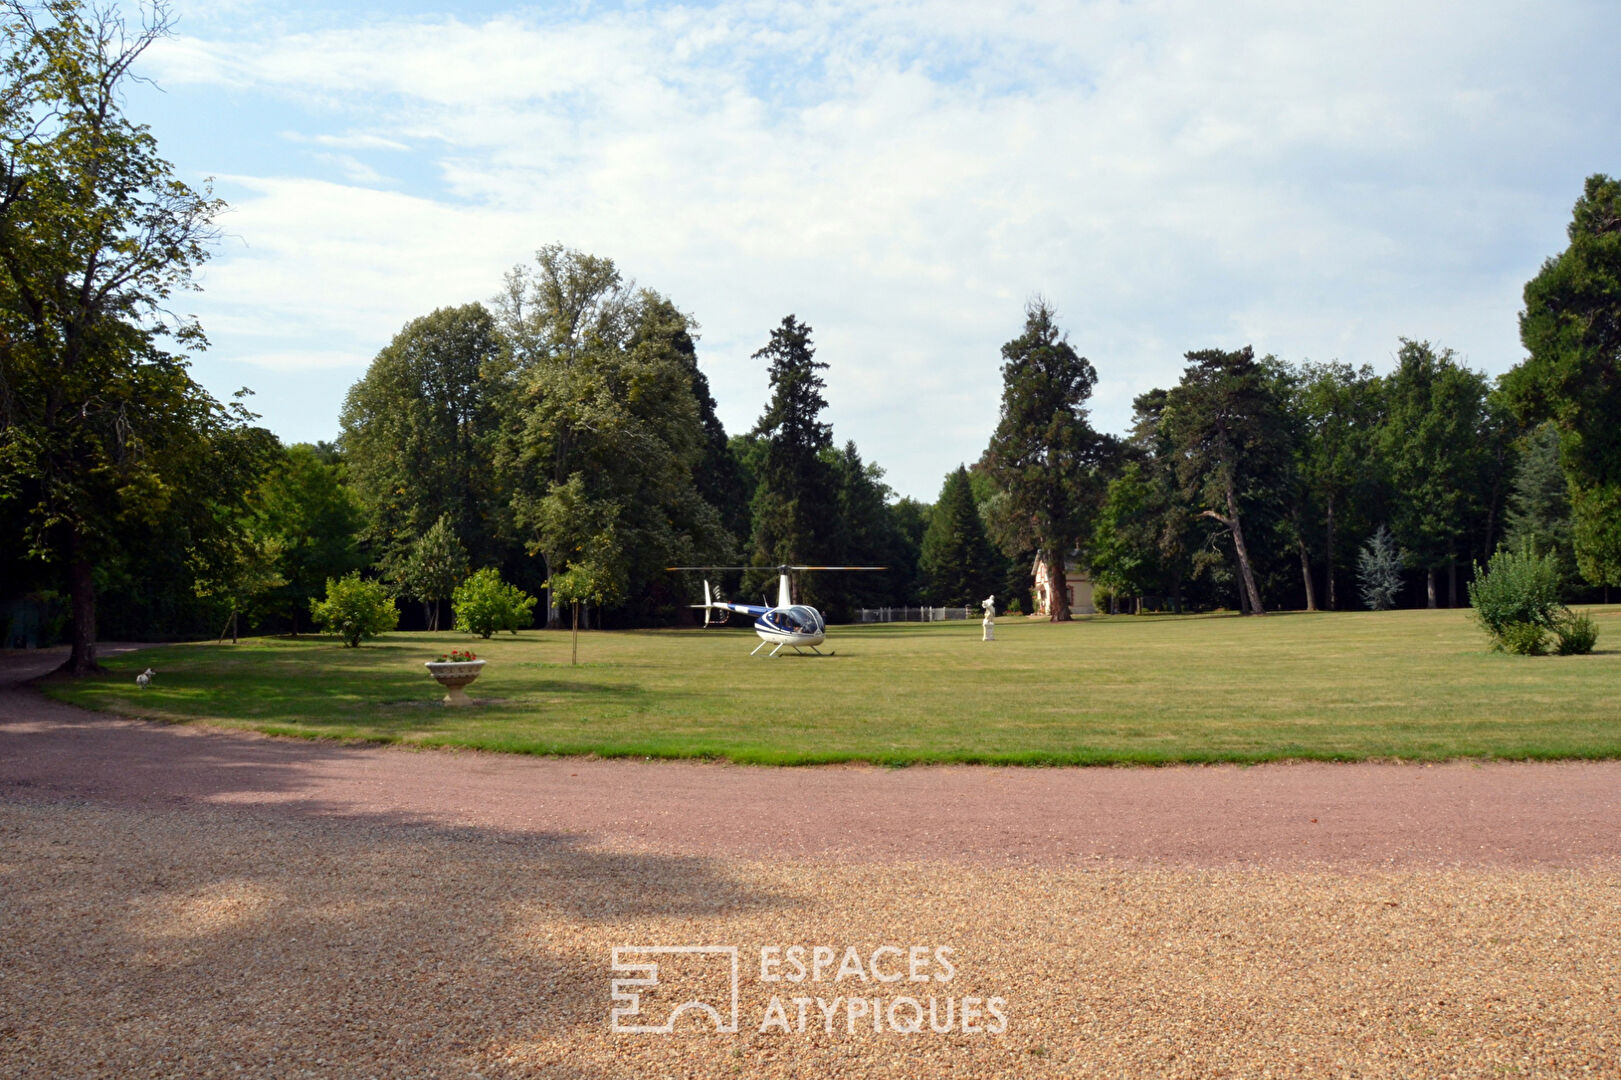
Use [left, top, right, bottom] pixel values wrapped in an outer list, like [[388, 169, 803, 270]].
[[1006, 597, 1023, 616], [1498, 621, 1548, 656], [1357, 524, 1403, 610], [1468, 544, 1561, 649], [309, 573, 398, 647], [1553, 610, 1599, 656], [452, 568, 537, 639]]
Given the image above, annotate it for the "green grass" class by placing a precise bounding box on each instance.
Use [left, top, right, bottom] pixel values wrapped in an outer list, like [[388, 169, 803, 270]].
[[41, 606, 1621, 766]]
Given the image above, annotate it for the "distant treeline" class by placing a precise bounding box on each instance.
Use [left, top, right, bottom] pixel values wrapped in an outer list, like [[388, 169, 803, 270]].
[[7, 156, 1620, 639], [10, 2, 1616, 667]]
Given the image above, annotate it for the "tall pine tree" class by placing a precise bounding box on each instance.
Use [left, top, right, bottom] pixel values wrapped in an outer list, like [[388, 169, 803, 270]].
[[749, 315, 837, 605], [920, 466, 999, 606]]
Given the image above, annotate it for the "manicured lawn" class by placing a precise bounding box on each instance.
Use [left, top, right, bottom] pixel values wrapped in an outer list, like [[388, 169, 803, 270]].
[[42, 607, 1621, 765]]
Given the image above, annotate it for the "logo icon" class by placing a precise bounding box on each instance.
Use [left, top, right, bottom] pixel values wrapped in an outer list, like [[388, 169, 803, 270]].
[[610, 946, 740, 1034]]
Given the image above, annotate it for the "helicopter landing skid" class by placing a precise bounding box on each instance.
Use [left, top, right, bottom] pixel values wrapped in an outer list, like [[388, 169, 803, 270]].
[[753, 642, 830, 657]]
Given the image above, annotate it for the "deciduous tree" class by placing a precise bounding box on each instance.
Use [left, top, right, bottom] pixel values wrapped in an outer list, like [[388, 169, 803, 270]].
[[1377, 340, 1491, 607], [339, 303, 507, 573], [0, 0, 256, 672]]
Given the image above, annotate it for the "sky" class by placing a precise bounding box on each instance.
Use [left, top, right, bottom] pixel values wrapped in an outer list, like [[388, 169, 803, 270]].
[[125, 0, 1621, 501]]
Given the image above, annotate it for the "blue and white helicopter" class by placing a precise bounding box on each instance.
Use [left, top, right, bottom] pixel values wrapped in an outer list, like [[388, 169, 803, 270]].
[[668, 565, 885, 656]]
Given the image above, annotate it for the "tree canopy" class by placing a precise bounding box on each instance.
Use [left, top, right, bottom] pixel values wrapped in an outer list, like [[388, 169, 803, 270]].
[[1507, 173, 1621, 588], [0, 0, 269, 672]]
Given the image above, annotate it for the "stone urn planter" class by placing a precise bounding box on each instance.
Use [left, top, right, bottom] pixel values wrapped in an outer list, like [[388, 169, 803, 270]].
[[425, 651, 485, 706]]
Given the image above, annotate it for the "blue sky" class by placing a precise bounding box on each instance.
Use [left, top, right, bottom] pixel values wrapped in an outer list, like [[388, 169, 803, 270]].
[[129, 0, 1621, 500]]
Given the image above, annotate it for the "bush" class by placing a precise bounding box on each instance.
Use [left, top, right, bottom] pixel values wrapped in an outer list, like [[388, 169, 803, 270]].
[[309, 573, 398, 647], [452, 568, 537, 639], [1357, 524, 1403, 610], [1006, 597, 1023, 616], [1498, 621, 1548, 656], [1553, 610, 1599, 656], [1468, 544, 1561, 649]]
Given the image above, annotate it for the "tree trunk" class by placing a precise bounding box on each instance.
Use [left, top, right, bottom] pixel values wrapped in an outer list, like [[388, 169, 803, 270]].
[[542, 552, 561, 628], [57, 535, 102, 676], [231, 610, 239, 645], [1207, 484, 1265, 615], [1297, 534, 1318, 612], [1325, 495, 1337, 611], [1047, 549, 1072, 622], [1426, 568, 1437, 609], [571, 602, 579, 666], [1447, 561, 1457, 609]]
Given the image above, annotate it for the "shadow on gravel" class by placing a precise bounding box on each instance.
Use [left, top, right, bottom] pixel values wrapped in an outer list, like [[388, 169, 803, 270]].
[[1, 652, 803, 1077], [2, 795, 792, 1079], [2, 650, 791, 1076]]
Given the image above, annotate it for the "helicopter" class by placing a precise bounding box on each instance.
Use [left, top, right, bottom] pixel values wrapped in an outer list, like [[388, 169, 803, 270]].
[[667, 565, 885, 656]]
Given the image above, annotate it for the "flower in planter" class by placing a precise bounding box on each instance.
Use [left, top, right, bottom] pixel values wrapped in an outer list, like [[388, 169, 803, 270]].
[[433, 649, 478, 663]]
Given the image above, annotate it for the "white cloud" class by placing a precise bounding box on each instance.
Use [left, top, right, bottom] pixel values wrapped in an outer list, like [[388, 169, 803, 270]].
[[142, 0, 1621, 497], [284, 131, 411, 152]]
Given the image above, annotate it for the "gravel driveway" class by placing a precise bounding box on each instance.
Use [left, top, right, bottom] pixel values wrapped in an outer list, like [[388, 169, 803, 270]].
[[3, 646, 1618, 1078]]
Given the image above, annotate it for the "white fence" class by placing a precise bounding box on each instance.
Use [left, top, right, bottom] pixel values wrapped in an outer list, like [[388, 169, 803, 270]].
[[857, 606, 977, 623]]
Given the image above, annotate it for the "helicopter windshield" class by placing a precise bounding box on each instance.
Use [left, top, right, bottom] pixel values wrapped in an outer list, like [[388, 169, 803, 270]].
[[785, 606, 823, 634], [763, 607, 821, 635]]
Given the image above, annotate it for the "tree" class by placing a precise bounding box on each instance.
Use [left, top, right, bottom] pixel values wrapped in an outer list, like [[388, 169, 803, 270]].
[[983, 300, 1110, 622], [252, 443, 366, 631], [339, 303, 508, 573], [0, 1, 260, 673], [1158, 346, 1292, 615], [1506, 174, 1621, 591], [1116, 390, 1202, 613], [191, 531, 283, 644], [641, 293, 749, 550], [546, 560, 622, 665], [920, 465, 999, 606], [827, 440, 908, 614], [496, 247, 728, 625], [1377, 340, 1492, 608], [393, 512, 468, 631], [1503, 421, 1577, 590], [1089, 463, 1157, 612], [748, 314, 838, 606], [1357, 525, 1404, 611], [1297, 362, 1384, 610]]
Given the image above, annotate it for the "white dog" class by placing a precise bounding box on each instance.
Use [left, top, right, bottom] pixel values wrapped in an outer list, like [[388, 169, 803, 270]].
[[136, 668, 155, 688]]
